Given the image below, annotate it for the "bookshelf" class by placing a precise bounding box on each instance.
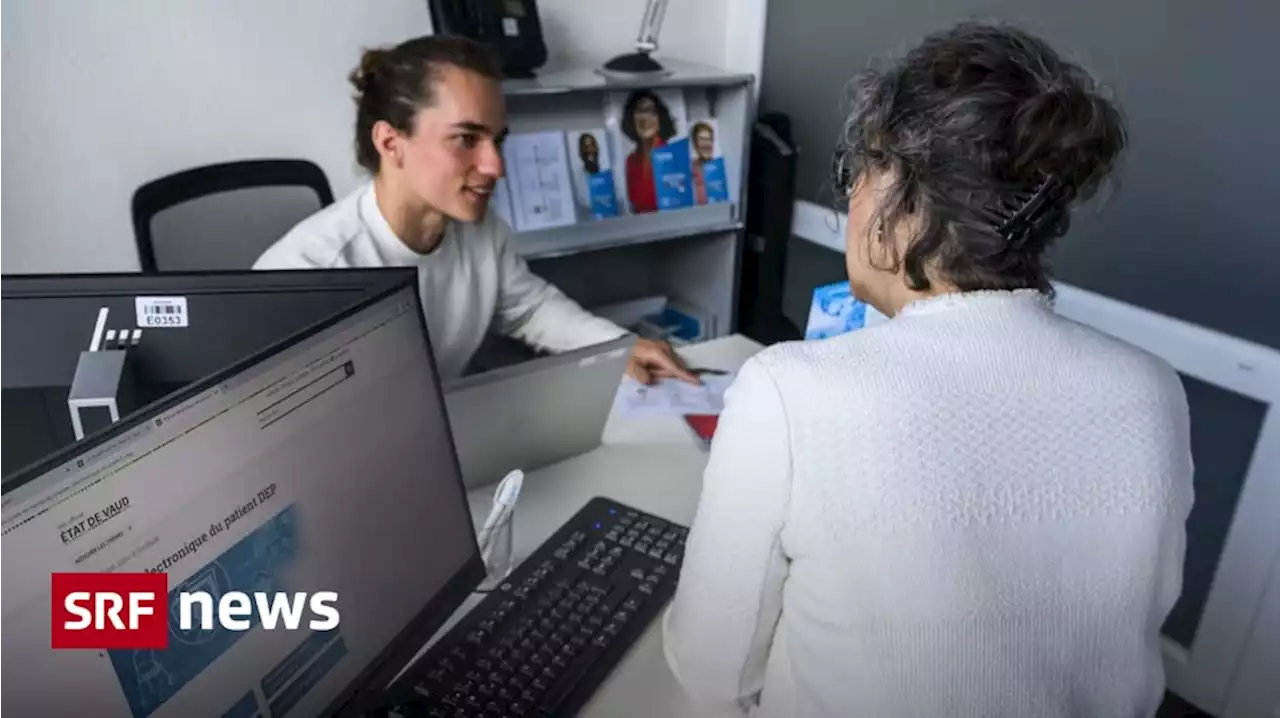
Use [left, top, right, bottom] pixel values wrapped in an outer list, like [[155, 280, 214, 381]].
[[501, 60, 755, 341]]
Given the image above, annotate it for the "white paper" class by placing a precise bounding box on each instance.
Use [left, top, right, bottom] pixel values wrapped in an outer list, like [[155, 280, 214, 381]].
[[613, 373, 736, 418], [502, 131, 576, 232]]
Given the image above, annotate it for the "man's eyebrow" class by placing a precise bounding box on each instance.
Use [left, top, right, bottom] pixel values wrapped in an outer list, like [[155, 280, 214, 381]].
[[451, 121, 509, 140]]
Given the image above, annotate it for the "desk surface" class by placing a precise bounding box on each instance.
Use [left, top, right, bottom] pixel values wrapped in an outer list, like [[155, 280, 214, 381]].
[[450, 334, 764, 718]]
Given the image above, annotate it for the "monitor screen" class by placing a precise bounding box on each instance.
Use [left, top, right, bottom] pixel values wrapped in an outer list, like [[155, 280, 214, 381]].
[[1162, 372, 1267, 650], [1, 283, 482, 717]]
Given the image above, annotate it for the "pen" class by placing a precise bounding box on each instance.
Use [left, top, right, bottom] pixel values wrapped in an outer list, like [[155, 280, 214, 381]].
[[688, 367, 729, 376]]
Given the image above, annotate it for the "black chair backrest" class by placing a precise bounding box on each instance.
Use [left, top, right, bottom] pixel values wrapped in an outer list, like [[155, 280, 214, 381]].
[[132, 159, 335, 273]]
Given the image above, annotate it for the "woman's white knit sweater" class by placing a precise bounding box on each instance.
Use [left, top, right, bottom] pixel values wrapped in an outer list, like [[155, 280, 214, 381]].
[[663, 289, 1194, 718]]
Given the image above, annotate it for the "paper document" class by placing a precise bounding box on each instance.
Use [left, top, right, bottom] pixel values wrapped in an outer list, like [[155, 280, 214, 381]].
[[614, 374, 736, 418], [502, 131, 576, 232]]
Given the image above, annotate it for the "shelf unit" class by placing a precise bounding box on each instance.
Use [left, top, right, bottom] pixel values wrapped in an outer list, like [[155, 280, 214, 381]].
[[501, 60, 755, 339]]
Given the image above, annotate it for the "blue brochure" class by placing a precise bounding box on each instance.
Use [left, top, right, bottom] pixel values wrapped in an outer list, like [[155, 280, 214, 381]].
[[698, 157, 730, 204], [651, 137, 694, 211], [586, 170, 619, 219], [805, 281, 887, 340]]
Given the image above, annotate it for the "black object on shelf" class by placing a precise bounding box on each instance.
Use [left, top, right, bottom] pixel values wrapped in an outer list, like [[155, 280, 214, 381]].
[[428, 0, 548, 80], [739, 113, 802, 345], [602, 51, 665, 75]]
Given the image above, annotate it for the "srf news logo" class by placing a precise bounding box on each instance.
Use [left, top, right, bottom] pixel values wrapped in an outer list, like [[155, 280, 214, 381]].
[[51, 573, 339, 650]]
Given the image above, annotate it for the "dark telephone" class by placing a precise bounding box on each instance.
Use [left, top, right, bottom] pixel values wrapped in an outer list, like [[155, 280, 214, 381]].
[[428, 0, 548, 79]]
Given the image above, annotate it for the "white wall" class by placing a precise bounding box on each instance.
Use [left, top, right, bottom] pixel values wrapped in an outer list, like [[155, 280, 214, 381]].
[[1, 0, 747, 275]]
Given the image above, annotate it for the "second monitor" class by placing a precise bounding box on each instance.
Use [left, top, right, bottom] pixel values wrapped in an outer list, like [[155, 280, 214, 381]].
[[1, 268, 417, 478]]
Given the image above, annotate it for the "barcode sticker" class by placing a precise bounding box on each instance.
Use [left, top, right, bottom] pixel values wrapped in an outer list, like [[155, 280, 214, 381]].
[[502, 17, 519, 37], [135, 296, 189, 328]]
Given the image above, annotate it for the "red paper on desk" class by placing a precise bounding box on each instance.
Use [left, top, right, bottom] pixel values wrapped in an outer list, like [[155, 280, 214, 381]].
[[684, 414, 720, 444]]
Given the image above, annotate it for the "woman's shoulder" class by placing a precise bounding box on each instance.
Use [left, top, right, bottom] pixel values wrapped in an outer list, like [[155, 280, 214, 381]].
[[741, 326, 905, 402], [1050, 314, 1187, 402], [751, 323, 898, 372]]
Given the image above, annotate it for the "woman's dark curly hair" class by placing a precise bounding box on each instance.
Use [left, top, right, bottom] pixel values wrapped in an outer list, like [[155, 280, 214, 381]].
[[621, 89, 677, 146], [833, 21, 1127, 294]]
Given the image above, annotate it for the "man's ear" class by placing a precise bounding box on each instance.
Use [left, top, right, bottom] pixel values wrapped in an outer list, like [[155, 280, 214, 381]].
[[372, 120, 403, 168]]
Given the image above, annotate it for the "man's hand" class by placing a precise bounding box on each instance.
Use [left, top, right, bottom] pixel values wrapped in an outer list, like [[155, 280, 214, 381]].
[[627, 337, 700, 385]]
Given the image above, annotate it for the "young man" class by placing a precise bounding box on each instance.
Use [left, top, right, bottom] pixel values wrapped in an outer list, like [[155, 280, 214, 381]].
[[254, 35, 696, 385]]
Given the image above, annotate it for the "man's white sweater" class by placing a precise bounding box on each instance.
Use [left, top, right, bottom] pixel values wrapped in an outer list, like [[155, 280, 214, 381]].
[[254, 182, 626, 380]]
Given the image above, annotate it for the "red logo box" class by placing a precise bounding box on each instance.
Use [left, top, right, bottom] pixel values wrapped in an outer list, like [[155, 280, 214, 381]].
[[51, 572, 169, 650]]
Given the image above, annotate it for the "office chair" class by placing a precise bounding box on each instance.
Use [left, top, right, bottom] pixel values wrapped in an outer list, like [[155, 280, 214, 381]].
[[131, 159, 335, 273]]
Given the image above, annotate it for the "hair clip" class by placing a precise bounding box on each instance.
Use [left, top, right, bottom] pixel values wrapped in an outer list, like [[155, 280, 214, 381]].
[[996, 173, 1068, 246]]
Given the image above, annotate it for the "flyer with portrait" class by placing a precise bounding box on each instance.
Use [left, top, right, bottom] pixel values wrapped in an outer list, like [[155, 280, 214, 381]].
[[567, 128, 619, 220], [604, 88, 689, 215], [687, 118, 730, 205]]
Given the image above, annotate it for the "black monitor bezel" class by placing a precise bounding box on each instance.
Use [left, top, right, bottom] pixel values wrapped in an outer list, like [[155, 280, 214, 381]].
[[2, 271, 486, 717], [1, 267, 415, 299], [1, 267, 420, 479]]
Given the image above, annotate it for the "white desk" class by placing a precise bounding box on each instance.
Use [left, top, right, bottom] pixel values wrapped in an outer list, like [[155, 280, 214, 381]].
[[446, 334, 764, 718]]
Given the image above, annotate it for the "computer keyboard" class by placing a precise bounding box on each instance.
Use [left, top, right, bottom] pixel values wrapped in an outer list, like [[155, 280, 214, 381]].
[[387, 497, 689, 718]]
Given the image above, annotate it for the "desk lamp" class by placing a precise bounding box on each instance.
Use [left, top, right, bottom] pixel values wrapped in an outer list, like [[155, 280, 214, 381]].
[[598, 0, 674, 78]]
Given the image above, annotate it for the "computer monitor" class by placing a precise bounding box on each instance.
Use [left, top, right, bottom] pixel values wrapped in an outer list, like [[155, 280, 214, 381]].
[[1053, 282, 1280, 714], [2, 268, 416, 477], [0, 278, 485, 717]]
